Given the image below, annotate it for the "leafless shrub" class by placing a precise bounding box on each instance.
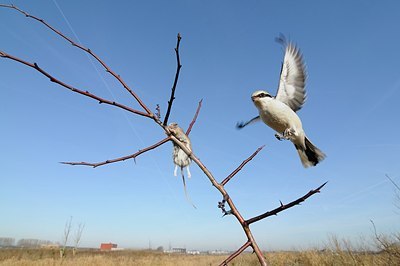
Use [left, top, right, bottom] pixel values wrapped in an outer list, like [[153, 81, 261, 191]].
[[0, 4, 327, 265]]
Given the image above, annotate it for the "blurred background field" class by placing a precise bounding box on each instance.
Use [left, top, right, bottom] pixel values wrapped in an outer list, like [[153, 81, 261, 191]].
[[1, 234, 399, 266]]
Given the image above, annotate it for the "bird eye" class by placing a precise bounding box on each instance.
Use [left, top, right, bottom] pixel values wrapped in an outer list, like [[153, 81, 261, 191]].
[[258, 93, 270, 98]]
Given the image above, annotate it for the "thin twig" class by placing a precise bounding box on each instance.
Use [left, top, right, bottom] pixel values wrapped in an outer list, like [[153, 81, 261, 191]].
[[0, 51, 151, 118], [0, 4, 153, 116], [163, 33, 182, 126], [221, 145, 265, 186], [61, 137, 171, 167], [186, 99, 203, 136], [246, 182, 328, 225]]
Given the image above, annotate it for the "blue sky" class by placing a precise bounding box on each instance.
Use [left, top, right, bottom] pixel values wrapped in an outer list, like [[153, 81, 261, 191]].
[[1, 0, 400, 251]]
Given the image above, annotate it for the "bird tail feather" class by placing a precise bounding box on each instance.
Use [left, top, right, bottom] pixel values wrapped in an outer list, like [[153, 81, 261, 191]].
[[295, 136, 326, 168]]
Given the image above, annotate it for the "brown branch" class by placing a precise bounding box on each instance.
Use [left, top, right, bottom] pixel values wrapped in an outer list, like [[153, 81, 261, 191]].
[[246, 181, 328, 225], [219, 240, 252, 266], [186, 99, 203, 136], [0, 4, 153, 116], [60, 137, 171, 167], [168, 134, 266, 265], [221, 145, 265, 186], [0, 51, 151, 118], [163, 33, 182, 126]]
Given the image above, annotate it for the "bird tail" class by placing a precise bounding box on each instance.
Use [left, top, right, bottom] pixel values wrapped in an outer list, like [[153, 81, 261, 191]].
[[295, 136, 326, 168]]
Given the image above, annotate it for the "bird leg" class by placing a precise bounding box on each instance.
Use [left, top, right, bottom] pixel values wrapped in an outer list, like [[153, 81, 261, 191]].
[[276, 128, 296, 141], [174, 164, 178, 177]]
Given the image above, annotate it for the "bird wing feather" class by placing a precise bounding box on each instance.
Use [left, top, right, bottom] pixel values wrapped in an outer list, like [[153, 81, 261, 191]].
[[275, 40, 307, 112]]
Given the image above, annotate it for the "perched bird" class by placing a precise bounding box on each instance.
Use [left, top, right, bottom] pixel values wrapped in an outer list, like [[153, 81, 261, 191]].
[[237, 36, 326, 167], [168, 122, 196, 208]]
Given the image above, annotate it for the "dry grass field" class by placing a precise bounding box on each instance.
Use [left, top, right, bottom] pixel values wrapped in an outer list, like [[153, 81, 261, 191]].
[[1, 238, 400, 266]]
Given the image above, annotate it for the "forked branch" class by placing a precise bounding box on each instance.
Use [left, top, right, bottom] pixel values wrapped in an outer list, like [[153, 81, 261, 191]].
[[0, 4, 153, 116], [61, 137, 171, 167], [0, 51, 150, 118]]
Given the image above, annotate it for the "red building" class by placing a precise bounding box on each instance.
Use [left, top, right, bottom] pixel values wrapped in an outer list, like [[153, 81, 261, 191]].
[[100, 243, 117, 251]]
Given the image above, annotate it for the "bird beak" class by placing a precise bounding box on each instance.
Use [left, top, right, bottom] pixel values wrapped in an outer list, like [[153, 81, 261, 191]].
[[251, 96, 256, 102]]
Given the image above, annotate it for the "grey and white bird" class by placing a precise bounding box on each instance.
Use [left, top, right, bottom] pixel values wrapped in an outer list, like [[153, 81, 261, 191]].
[[237, 36, 326, 167]]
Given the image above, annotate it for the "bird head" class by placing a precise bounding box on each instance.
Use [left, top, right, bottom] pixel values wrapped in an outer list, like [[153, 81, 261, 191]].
[[251, 90, 272, 108], [251, 90, 272, 101]]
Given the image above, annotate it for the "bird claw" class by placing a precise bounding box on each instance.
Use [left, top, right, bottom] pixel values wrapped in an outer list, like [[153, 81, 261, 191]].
[[275, 129, 296, 141], [275, 133, 283, 141]]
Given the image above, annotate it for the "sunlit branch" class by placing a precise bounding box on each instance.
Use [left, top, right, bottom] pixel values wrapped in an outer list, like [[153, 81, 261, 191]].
[[246, 182, 328, 225], [60, 137, 171, 167], [0, 4, 153, 116], [219, 241, 252, 266], [168, 134, 266, 265], [221, 145, 265, 186], [0, 51, 151, 118], [186, 99, 203, 136]]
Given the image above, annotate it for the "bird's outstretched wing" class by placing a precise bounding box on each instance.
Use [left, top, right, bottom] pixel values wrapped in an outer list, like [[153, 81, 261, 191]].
[[275, 36, 307, 112]]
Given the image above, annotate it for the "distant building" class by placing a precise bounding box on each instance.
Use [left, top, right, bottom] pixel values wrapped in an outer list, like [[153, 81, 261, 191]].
[[209, 249, 230, 255], [187, 250, 200, 255], [164, 247, 186, 254], [100, 243, 118, 251]]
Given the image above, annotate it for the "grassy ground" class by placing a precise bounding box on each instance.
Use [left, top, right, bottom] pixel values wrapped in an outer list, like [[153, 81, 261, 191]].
[[1, 245, 400, 266]]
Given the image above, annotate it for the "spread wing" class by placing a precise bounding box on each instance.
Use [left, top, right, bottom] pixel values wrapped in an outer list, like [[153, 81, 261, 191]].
[[275, 39, 307, 112]]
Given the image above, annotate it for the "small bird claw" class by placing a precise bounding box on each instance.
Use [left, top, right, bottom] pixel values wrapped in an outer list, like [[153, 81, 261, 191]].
[[275, 133, 283, 141]]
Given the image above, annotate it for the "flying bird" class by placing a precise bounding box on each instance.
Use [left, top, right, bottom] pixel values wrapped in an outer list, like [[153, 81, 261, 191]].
[[237, 36, 326, 167], [168, 122, 196, 208]]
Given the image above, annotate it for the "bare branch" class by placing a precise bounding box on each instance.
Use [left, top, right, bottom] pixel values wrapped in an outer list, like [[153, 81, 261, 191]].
[[60, 216, 73, 258], [0, 4, 153, 116], [246, 182, 328, 225], [186, 99, 203, 136], [219, 241, 252, 266], [168, 134, 266, 265], [163, 33, 182, 126], [73, 223, 85, 256], [0, 51, 151, 118], [221, 145, 265, 186], [61, 137, 171, 167]]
